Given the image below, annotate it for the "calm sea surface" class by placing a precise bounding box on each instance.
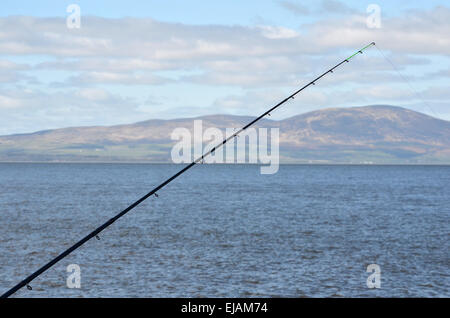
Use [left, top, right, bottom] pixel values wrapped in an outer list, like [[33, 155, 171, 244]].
[[0, 163, 448, 297]]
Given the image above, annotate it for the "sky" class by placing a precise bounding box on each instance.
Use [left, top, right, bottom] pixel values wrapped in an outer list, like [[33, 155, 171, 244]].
[[0, 0, 449, 135]]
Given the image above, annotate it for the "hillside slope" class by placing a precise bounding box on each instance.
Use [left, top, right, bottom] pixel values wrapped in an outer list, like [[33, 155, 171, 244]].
[[0, 105, 449, 163]]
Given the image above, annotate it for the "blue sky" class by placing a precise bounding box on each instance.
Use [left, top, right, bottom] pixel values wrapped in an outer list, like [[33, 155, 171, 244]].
[[0, 0, 449, 134], [2, 0, 444, 22]]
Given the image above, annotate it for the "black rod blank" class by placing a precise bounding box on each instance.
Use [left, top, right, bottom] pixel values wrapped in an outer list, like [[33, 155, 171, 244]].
[[1, 42, 375, 298]]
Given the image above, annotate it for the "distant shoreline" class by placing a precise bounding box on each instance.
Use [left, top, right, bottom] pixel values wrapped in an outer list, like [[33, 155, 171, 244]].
[[2, 106, 449, 165]]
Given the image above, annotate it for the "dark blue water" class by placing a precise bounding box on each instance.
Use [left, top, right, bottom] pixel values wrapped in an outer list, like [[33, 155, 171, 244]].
[[0, 163, 448, 297]]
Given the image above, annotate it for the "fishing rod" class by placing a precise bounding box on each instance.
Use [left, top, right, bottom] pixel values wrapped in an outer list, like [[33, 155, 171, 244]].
[[1, 42, 375, 298]]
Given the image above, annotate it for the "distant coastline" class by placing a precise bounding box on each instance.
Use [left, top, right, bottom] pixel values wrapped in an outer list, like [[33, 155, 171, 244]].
[[1, 105, 449, 164]]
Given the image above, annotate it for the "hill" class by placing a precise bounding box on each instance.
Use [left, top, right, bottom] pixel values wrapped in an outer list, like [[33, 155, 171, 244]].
[[0, 105, 449, 163]]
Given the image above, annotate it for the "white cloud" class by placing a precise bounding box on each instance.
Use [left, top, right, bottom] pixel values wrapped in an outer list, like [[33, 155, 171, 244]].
[[36, 58, 176, 72], [0, 88, 150, 134], [0, 6, 449, 134], [0, 60, 29, 70], [307, 7, 450, 55], [0, 7, 448, 59], [0, 8, 447, 87], [320, 0, 356, 14], [76, 88, 111, 101], [0, 59, 34, 83], [59, 71, 171, 86], [258, 25, 300, 39], [0, 94, 23, 109], [278, 1, 310, 16], [279, 0, 356, 16]]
